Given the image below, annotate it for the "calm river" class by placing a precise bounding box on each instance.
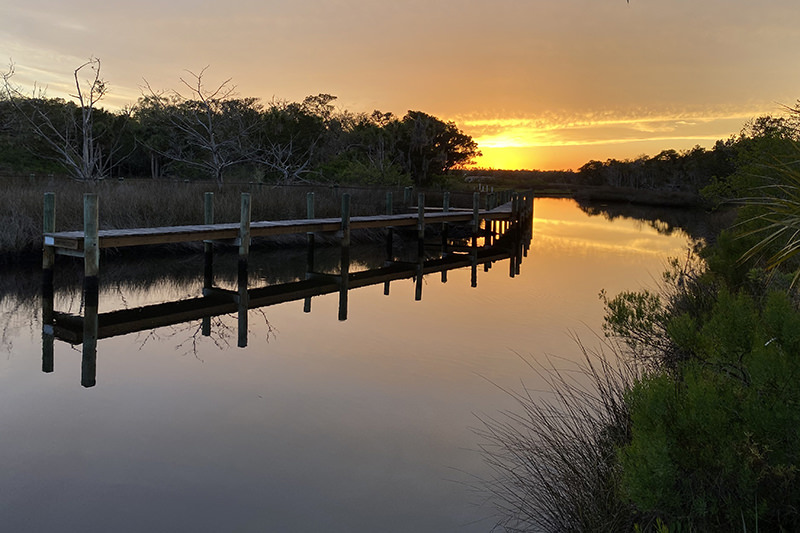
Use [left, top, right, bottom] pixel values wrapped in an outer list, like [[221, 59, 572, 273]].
[[0, 198, 699, 532]]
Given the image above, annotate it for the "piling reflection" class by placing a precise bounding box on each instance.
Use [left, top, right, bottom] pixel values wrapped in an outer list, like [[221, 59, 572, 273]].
[[41, 199, 533, 387]]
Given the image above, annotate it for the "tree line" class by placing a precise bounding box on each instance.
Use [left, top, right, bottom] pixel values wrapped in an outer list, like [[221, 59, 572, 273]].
[[460, 115, 800, 201], [0, 60, 480, 187], [575, 110, 800, 200]]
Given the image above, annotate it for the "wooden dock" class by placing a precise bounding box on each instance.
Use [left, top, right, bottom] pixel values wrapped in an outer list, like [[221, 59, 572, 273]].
[[40, 189, 534, 387], [43, 199, 513, 253]]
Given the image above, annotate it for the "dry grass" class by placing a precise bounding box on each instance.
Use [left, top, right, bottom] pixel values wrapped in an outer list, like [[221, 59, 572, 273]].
[[0, 176, 480, 262]]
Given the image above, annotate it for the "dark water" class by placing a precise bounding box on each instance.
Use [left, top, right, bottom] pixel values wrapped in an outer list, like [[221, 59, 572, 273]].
[[0, 198, 698, 532]]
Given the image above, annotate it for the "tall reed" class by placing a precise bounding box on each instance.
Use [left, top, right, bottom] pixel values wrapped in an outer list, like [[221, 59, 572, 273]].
[[475, 338, 641, 532], [0, 177, 453, 261]]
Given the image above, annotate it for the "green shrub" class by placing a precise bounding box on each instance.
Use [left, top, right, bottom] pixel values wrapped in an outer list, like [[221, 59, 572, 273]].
[[618, 288, 800, 531]]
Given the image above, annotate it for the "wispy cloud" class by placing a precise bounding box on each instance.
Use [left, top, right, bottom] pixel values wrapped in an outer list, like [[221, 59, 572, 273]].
[[459, 107, 775, 149]]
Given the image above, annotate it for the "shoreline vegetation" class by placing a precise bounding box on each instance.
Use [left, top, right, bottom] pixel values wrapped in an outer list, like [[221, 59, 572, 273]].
[[479, 112, 800, 530]]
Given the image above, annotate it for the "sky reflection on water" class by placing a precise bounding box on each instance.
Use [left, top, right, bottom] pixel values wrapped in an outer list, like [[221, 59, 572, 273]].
[[0, 198, 696, 532]]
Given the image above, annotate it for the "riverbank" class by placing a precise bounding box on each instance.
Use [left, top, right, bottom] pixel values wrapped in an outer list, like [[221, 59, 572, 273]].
[[526, 183, 705, 208]]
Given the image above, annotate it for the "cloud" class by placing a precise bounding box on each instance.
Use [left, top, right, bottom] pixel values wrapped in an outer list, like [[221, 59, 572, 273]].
[[460, 107, 772, 149]]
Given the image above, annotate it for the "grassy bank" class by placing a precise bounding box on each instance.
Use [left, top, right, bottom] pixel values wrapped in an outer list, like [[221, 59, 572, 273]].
[[0, 177, 484, 263]]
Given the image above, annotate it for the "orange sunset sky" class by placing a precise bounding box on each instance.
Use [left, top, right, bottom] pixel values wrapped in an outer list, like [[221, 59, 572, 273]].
[[3, 0, 800, 171]]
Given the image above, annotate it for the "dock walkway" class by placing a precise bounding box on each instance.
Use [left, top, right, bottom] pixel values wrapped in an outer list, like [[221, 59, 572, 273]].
[[44, 205, 512, 253], [40, 189, 534, 387]]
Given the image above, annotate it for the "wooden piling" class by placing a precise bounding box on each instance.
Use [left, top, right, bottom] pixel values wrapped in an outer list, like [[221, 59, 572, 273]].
[[471, 192, 480, 288], [43, 192, 55, 272], [524, 193, 533, 257], [472, 192, 480, 236], [441, 192, 450, 248], [84, 194, 99, 281], [203, 192, 214, 288], [385, 191, 394, 259], [81, 301, 98, 388], [404, 186, 413, 208], [42, 192, 55, 373], [508, 193, 518, 278], [238, 193, 251, 347], [415, 193, 425, 301], [306, 192, 316, 266], [304, 192, 315, 313], [384, 191, 394, 295], [202, 192, 214, 336], [441, 192, 450, 283], [417, 193, 425, 255], [82, 193, 99, 387], [339, 193, 351, 321]]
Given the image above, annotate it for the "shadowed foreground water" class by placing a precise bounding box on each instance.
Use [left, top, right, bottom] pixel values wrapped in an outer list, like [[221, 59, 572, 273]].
[[0, 198, 699, 532]]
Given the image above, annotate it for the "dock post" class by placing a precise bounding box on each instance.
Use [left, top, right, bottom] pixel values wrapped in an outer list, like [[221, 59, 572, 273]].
[[202, 192, 214, 335], [339, 193, 351, 321], [82, 193, 99, 387], [523, 192, 533, 257], [519, 194, 525, 269], [417, 193, 425, 256], [42, 192, 55, 373], [237, 193, 251, 348], [385, 191, 394, 260], [384, 191, 393, 295], [471, 192, 479, 288], [416, 193, 425, 301], [304, 192, 315, 313], [404, 186, 413, 208], [43, 192, 56, 290], [306, 191, 316, 270], [203, 192, 214, 286], [516, 194, 524, 276], [441, 191, 450, 283], [487, 191, 496, 247], [510, 193, 519, 278], [441, 192, 450, 245]]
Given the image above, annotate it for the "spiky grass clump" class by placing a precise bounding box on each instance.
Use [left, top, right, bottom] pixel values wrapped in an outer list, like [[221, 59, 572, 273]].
[[737, 145, 800, 286], [476, 337, 642, 533]]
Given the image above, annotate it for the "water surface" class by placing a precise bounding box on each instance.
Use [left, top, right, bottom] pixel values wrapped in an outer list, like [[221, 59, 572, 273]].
[[0, 198, 698, 532]]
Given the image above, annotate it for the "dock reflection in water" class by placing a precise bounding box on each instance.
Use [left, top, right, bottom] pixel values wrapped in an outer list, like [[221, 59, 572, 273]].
[[42, 214, 532, 387]]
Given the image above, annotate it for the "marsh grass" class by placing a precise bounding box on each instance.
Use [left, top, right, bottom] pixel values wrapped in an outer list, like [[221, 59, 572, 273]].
[[475, 337, 642, 532], [0, 177, 471, 262]]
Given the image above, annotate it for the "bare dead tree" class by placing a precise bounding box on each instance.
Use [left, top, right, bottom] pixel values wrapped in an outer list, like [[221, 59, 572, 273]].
[[141, 67, 261, 188], [259, 136, 317, 184], [253, 97, 327, 184], [1, 57, 127, 181]]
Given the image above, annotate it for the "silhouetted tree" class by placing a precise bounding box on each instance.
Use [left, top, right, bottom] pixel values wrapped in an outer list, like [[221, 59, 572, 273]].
[[395, 111, 480, 185], [141, 68, 262, 187], [1, 58, 129, 181]]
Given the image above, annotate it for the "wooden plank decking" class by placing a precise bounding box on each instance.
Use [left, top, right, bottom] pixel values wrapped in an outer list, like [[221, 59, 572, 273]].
[[44, 205, 513, 252]]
